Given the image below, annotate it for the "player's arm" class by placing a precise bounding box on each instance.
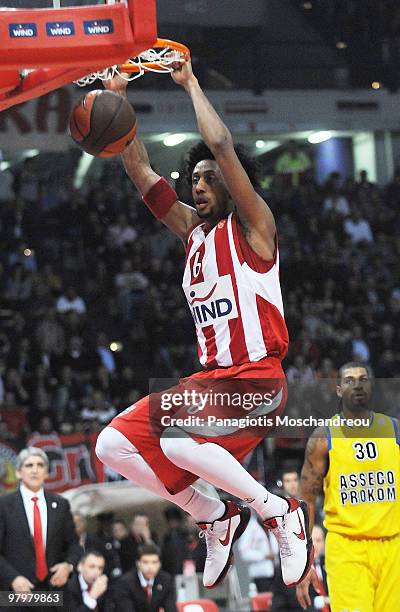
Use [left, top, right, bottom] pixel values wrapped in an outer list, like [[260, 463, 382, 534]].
[[299, 427, 329, 531], [296, 427, 329, 610], [171, 61, 276, 259], [121, 136, 197, 239], [103, 75, 197, 240]]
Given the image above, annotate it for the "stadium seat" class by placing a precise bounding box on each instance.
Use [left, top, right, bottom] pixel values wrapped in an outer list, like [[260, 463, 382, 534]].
[[251, 591, 273, 611], [177, 600, 219, 612]]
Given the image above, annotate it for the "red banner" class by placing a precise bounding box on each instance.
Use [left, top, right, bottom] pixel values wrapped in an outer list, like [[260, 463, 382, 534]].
[[27, 432, 105, 493]]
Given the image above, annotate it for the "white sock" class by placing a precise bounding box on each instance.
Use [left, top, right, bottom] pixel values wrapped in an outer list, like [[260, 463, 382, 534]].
[[248, 491, 290, 520], [160, 433, 289, 519], [95, 427, 225, 522]]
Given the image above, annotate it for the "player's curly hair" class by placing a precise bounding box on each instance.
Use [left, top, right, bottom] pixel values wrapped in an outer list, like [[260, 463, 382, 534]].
[[184, 141, 261, 189]]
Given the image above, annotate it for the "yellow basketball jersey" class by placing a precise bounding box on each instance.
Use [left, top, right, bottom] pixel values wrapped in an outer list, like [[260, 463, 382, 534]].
[[324, 412, 400, 538]]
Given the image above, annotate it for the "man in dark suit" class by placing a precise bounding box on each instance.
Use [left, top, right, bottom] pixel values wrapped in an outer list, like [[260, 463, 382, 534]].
[[0, 447, 81, 609], [66, 550, 108, 612], [120, 514, 158, 573], [116, 544, 177, 612], [73, 513, 106, 554]]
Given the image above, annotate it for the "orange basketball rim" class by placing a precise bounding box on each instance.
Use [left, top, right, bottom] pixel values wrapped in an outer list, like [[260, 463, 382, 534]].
[[0, 0, 190, 111]]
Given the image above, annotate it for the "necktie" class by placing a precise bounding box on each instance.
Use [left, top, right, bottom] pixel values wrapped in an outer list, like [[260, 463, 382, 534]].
[[145, 581, 152, 601], [31, 497, 48, 581]]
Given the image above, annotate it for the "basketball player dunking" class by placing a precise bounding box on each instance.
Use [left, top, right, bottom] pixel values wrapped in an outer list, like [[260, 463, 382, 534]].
[[96, 59, 315, 589]]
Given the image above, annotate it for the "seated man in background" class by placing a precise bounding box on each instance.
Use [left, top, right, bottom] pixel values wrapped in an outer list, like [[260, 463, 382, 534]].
[[120, 514, 157, 573], [73, 512, 106, 553], [66, 550, 109, 612], [162, 508, 206, 577], [116, 544, 177, 612], [238, 510, 278, 593]]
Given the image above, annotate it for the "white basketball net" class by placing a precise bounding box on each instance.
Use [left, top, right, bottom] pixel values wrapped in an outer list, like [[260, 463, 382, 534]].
[[74, 44, 185, 87]]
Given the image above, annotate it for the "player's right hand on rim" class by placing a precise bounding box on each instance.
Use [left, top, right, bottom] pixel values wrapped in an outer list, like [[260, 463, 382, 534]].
[[296, 566, 321, 610], [103, 71, 130, 95], [170, 58, 195, 88]]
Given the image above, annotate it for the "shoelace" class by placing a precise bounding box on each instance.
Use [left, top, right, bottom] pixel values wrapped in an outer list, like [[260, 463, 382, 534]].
[[199, 525, 218, 562], [271, 519, 293, 559]]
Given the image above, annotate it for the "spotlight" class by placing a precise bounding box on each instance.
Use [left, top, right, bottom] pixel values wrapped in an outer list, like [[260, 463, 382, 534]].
[[170, 171, 180, 179], [110, 342, 123, 352], [371, 81, 381, 90], [336, 41, 347, 50], [308, 131, 332, 144], [163, 134, 187, 147], [255, 140, 265, 149]]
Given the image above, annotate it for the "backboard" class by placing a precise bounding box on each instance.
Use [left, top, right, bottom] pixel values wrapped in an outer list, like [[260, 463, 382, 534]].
[[0, 0, 157, 110]]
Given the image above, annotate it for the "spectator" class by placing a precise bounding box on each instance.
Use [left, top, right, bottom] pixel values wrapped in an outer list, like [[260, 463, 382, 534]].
[[357, 169, 375, 193], [238, 511, 278, 593], [73, 513, 106, 554], [281, 468, 300, 498], [0, 166, 15, 203], [3, 368, 29, 405], [66, 550, 108, 612], [116, 544, 177, 612], [56, 286, 87, 316], [286, 355, 316, 386], [323, 191, 350, 216], [351, 325, 370, 362], [96, 332, 117, 373], [120, 514, 157, 573], [344, 208, 373, 244], [0, 391, 28, 441], [114, 259, 149, 322], [4, 263, 32, 303], [103, 519, 129, 581], [80, 390, 116, 425], [8, 241, 38, 273], [161, 509, 206, 577], [0, 447, 81, 605], [35, 308, 65, 357], [55, 336, 100, 379], [52, 365, 81, 423], [107, 213, 138, 250]]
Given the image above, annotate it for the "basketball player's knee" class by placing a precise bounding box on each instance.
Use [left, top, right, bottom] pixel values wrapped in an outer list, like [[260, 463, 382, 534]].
[[95, 428, 118, 466], [160, 433, 182, 464]]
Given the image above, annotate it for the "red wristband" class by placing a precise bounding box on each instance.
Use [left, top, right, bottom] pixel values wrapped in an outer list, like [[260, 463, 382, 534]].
[[142, 177, 178, 220]]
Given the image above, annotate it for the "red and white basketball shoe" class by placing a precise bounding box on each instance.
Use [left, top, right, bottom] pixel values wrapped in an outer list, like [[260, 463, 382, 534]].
[[263, 497, 314, 586], [198, 500, 250, 588]]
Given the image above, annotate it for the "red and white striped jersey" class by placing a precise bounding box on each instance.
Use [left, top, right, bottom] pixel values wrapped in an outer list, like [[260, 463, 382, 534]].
[[182, 212, 289, 368]]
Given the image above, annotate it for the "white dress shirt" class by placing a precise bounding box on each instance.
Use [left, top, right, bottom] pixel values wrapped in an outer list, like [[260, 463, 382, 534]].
[[78, 574, 97, 610], [138, 570, 154, 594], [20, 484, 47, 546]]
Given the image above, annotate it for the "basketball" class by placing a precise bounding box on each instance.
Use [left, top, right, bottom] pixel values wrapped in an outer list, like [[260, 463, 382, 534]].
[[69, 89, 137, 158]]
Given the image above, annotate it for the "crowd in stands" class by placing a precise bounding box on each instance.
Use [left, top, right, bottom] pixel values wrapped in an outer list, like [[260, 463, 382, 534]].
[[1, 150, 399, 454]]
